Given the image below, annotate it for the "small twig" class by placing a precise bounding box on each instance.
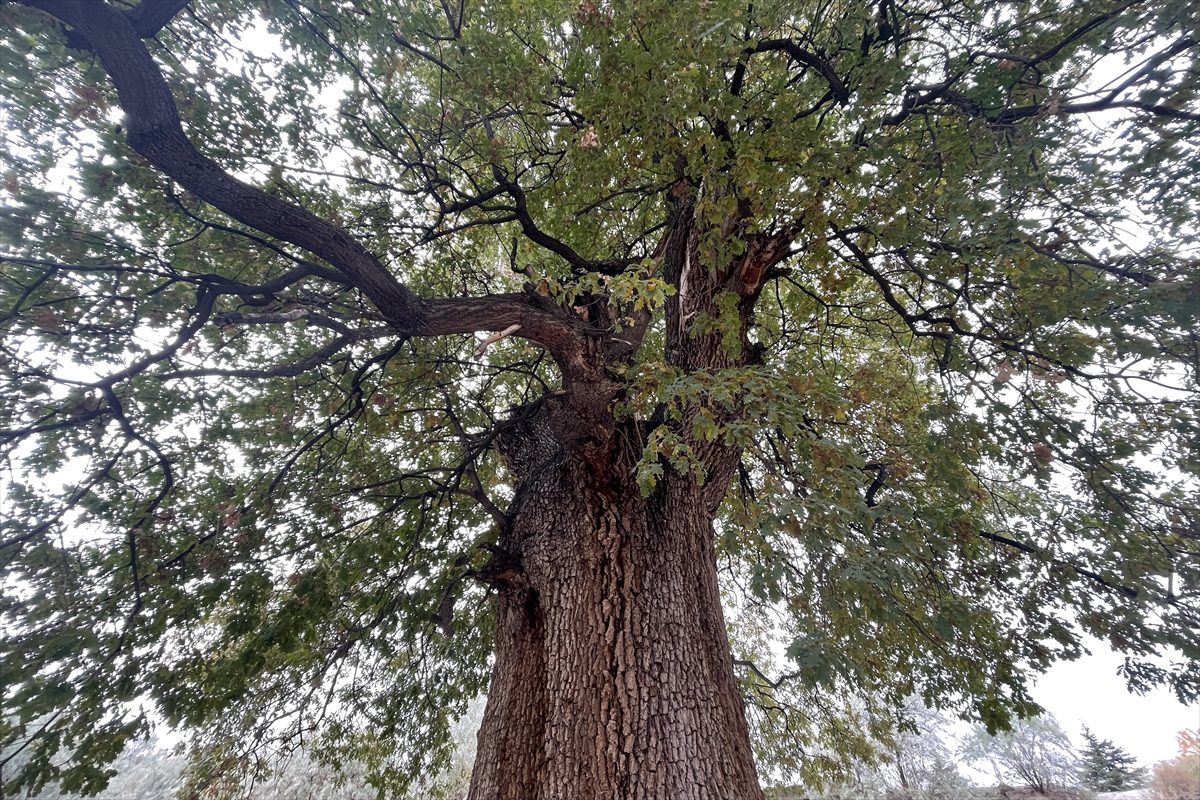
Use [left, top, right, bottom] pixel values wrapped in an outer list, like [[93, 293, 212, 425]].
[[474, 323, 521, 357]]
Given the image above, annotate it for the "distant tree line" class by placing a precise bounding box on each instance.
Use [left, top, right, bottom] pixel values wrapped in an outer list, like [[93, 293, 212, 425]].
[[10, 710, 1195, 800]]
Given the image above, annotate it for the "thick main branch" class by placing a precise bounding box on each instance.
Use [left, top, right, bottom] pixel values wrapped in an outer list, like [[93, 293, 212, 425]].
[[21, 0, 589, 373]]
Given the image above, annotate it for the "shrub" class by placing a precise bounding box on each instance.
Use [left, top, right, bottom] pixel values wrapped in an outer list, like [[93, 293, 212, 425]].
[[1152, 753, 1200, 800]]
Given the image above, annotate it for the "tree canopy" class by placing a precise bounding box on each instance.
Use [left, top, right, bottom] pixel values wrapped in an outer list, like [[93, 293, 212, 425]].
[[1, 0, 1198, 796]]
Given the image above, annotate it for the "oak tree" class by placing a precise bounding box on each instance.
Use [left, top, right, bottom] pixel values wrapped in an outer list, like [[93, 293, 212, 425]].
[[1, 1, 1198, 798]]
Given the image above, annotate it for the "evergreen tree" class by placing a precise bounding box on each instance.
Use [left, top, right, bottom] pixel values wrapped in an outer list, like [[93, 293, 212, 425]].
[[2, 2, 1199, 799], [1080, 727, 1149, 792]]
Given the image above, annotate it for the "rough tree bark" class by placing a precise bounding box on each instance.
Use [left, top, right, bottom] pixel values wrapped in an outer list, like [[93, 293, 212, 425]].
[[468, 397, 764, 800], [465, 184, 784, 800]]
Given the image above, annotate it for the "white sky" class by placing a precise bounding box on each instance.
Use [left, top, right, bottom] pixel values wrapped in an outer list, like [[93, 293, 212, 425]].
[[1033, 646, 1198, 768]]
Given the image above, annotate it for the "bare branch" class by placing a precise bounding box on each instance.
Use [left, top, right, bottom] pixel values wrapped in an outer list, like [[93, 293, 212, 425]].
[[474, 323, 522, 358]]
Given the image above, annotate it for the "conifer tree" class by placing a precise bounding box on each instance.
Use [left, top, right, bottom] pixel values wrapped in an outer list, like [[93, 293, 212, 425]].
[[1080, 727, 1149, 793]]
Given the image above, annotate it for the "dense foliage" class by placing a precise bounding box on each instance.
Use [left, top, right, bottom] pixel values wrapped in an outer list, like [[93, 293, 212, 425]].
[[1, 0, 1198, 795], [1151, 731, 1200, 800]]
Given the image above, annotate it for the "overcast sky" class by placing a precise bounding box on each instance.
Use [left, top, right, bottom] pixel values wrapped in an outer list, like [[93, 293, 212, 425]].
[[1033, 645, 1197, 768]]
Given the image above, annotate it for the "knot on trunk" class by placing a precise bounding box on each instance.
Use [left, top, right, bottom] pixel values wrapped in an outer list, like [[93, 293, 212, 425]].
[[495, 397, 565, 485], [473, 544, 529, 591]]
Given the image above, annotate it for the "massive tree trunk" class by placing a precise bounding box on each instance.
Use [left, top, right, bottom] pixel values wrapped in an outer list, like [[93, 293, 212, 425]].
[[462, 177, 785, 799], [467, 399, 763, 800]]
